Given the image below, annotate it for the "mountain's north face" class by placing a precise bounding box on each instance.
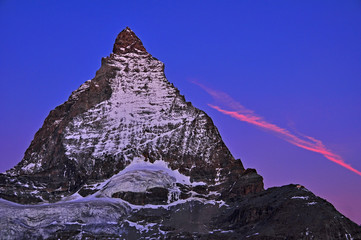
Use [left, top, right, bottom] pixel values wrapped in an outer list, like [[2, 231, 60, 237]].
[[0, 27, 360, 239]]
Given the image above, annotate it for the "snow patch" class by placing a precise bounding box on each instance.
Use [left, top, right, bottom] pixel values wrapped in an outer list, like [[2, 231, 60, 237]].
[[95, 158, 206, 203], [246, 232, 259, 238], [345, 233, 353, 240], [291, 196, 309, 200], [124, 220, 157, 233], [21, 162, 42, 173]]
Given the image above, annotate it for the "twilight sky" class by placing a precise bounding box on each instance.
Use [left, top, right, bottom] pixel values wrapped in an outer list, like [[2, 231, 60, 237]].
[[1, 1, 360, 224]]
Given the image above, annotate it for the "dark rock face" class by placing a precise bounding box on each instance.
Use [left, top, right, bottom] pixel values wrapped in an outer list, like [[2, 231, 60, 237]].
[[217, 185, 361, 239], [113, 26, 147, 54], [112, 187, 169, 205], [0, 27, 360, 239]]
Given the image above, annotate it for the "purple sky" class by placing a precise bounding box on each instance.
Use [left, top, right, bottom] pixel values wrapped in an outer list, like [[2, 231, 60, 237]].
[[1, 1, 360, 224]]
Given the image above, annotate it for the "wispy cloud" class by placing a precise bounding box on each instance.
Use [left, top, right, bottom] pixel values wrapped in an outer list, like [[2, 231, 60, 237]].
[[193, 81, 361, 176]]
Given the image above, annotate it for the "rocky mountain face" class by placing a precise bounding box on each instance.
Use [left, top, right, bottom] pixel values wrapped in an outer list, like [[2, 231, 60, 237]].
[[0, 27, 360, 239]]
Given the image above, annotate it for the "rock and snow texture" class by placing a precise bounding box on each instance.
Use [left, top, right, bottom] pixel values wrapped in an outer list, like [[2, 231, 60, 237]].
[[95, 158, 208, 205], [62, 51, 222, 179], [0, 27, 263, 207], [5, 27, 253, 201], [0, 27, 360, 239], [1, 185, 360, 239]]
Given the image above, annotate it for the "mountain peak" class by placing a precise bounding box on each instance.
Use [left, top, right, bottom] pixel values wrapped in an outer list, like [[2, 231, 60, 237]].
[[112, 27, 147, 54], [1, 28, 361, 239]]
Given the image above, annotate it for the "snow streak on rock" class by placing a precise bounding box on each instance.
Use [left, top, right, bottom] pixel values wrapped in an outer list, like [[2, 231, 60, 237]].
[[63, 52, 211, 168]]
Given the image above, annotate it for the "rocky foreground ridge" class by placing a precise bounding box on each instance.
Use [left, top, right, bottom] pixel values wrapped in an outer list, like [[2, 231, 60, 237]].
[[0, 27, 360, 239]]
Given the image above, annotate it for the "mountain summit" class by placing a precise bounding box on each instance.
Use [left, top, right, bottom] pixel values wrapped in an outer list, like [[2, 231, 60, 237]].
[[113, 27, 147, 54], [0, 27, 360, 239]]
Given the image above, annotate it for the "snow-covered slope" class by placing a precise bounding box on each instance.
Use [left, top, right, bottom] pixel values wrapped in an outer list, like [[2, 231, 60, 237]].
[[62, 51, 218, 178]]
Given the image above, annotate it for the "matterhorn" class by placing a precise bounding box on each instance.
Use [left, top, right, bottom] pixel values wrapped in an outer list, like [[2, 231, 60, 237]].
[[0, 27, 360, 239]]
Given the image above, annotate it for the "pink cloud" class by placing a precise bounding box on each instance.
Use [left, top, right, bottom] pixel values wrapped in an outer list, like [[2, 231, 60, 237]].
[[194, 81, 361, 176]]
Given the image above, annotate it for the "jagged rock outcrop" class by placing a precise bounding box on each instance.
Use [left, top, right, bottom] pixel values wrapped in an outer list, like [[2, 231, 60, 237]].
[[0, 27, 360, 239], [113, 26, 147, 54]]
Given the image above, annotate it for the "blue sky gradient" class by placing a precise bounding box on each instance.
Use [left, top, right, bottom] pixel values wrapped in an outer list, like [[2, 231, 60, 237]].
[[1, 0, 360, 224]]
